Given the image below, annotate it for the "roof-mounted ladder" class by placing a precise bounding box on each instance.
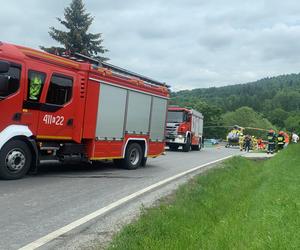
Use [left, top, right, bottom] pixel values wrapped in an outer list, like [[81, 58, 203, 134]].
[[74, 53, 169, 88]]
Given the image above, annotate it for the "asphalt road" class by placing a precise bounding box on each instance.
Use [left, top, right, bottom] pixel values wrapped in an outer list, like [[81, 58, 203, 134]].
[[0, 146, 242, 250]]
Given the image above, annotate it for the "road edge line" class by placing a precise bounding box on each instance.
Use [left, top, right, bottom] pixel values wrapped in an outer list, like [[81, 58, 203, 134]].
[[19, 154, 234, 250]]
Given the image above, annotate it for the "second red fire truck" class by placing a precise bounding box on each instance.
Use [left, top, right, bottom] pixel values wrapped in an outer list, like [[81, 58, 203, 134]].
[[166, 107, 203, 152], [0, 42, 169, 179]]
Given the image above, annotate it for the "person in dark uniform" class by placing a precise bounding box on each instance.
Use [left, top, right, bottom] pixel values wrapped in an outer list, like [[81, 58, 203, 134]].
[[267, 129, 277, 154], [244, 135, 252, 152], [277, 131, 285, 151]]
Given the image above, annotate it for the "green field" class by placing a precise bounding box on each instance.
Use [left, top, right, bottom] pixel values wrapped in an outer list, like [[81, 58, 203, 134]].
[[108, 145, 300, 250]]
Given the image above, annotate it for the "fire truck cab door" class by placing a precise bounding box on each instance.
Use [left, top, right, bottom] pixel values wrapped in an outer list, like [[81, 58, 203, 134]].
[[24, 65, 79, 141], [37, 72, 77, 141]]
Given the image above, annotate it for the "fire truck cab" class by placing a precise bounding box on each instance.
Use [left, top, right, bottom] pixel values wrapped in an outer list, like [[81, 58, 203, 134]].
[[0, 42, 169, 180], [166, 107, 203, 152]]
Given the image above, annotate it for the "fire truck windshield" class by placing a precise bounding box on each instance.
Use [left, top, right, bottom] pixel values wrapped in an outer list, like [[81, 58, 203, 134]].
[[167, 111, 186, 123], [0, 65, 20, 99]]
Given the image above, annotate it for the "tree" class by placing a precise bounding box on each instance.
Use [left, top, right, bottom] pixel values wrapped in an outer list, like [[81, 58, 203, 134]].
[[222, 107, 275, 137], [267, 108, 289, 129], [192, 101, 225, 138], [170, 98, 225, 138], [285, 114, 300, 133], [41, 0, 108, 59], [273, 90, 300, 111]]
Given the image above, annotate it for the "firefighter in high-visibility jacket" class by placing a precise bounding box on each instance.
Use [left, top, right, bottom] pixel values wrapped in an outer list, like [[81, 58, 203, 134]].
[[239, 133, 245, 151], [277, 131, 285, 150], [252, 136, 257, 150], [29, 75, 43, 100], [267, 129, 277, 154]]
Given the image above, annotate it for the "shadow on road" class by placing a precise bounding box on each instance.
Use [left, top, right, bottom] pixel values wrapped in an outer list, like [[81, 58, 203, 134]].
[[19, 161, 157, 180]]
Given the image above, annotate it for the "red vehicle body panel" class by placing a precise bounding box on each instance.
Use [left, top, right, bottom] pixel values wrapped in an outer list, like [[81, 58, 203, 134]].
[[166, 107, 203, 148], [0, 42, 169, 163]]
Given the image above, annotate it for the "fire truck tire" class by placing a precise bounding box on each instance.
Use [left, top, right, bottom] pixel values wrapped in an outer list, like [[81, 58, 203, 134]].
[[191, 144, 200, 151], [183, 137, 191, 152], [0, 140, 32, 180], [114, 143, 143, 170], [124, 143, 143, 169], [141, 157, 147, 167]]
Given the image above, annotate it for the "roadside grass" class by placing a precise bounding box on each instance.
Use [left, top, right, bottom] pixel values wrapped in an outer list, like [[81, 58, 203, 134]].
[[107, 144, 300, 250]]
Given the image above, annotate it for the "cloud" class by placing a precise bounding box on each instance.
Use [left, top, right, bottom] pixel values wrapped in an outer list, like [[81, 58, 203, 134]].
[[1, 0, 300, 90]]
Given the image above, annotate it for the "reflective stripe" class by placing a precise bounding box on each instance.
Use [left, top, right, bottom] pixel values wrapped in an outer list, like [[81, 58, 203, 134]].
[[36, 135, 72, 140]]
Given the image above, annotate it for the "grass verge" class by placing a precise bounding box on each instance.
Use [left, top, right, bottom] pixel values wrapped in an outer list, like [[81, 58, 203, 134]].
[[107, 144, 300, 250]]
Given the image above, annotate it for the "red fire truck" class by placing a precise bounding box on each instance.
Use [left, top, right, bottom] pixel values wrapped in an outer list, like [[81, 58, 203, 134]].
[[166, 107, 203, 152], [0, 42, 169, 179]]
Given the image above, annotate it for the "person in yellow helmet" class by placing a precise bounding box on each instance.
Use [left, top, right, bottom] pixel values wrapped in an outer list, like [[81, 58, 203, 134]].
[[239, 133, 245, 151], [29, 74, 43, 100]]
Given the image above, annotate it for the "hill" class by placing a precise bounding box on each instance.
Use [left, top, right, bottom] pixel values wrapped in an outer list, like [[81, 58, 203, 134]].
[[222, 107, 274, 137], [171, 73, 300, 135]]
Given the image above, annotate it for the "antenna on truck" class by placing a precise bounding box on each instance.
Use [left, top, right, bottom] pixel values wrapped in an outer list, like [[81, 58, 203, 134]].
[[74, 52, 169, 88]]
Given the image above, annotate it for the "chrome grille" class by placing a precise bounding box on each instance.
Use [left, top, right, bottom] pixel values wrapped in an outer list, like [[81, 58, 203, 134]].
[[166, 123, 179, 138]]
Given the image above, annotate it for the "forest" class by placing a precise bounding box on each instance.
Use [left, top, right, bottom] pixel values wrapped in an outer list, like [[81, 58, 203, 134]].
[[171, 73, 300, 138]]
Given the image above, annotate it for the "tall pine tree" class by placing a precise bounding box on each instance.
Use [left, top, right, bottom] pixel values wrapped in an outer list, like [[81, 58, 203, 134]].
[[41, 0, 108, 59]]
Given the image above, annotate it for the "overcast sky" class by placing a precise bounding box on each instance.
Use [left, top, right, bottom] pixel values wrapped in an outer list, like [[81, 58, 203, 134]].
[[1, 0, 300, 90]]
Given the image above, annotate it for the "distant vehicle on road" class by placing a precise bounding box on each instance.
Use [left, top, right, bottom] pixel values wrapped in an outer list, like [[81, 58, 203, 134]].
[[210, 139, 219, 145], [166, 107, 204, 152], [204, 139, 219, 145]]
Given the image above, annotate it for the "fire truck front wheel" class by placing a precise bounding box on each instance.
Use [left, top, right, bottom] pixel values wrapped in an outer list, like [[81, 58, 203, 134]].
[[0, 140, 32, 180], [191, 144, 200, 151], [183, 136, 191, 152], [114, 143, 143, 170]]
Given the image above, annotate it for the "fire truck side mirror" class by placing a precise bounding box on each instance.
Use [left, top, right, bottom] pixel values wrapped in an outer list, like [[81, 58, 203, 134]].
[[0, 61, 9, 73]]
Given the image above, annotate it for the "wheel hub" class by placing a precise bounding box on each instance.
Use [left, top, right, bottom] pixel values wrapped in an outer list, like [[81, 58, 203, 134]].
[[129, 149, 140, 165], [5, 150, 26, 172]]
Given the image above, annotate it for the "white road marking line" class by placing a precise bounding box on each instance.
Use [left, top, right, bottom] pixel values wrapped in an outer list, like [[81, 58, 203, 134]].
[[19, 155, 234, 250]]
